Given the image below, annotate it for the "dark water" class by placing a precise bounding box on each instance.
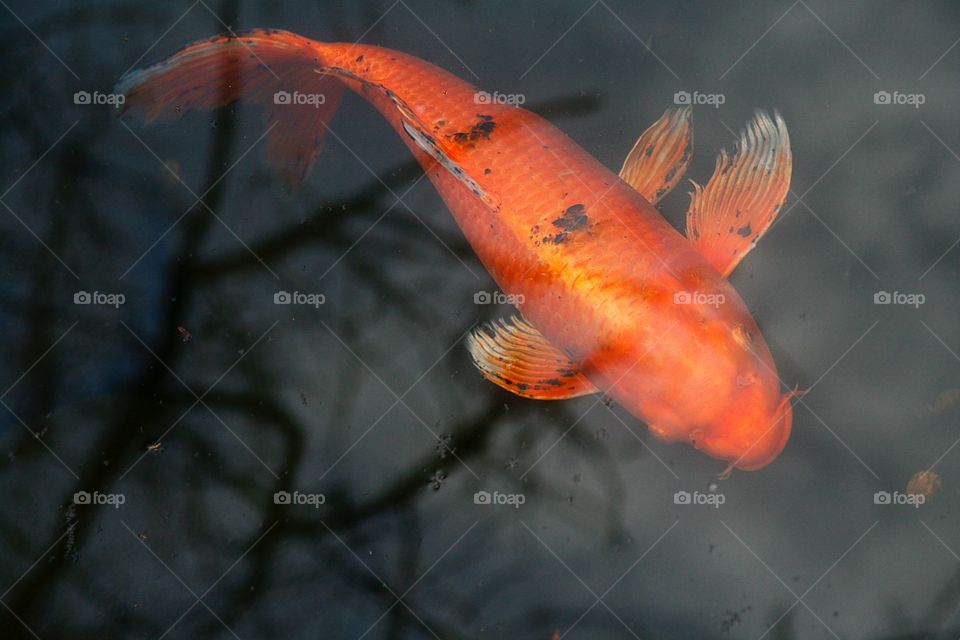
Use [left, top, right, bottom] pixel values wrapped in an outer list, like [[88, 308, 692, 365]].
[[2, 1, 960, 638]]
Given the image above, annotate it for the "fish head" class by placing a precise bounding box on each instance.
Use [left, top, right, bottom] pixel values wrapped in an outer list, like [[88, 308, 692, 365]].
[[698, 384, 797, 472], [688, 317, 798, 472], [593, 275, 797, 471]]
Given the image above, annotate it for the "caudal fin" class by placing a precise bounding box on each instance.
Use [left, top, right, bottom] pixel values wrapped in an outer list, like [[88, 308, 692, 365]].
[[116, 29, 345, 186]]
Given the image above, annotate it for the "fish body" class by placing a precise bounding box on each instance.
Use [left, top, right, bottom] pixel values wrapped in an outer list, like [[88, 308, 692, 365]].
[[119, 30, 796, 471]]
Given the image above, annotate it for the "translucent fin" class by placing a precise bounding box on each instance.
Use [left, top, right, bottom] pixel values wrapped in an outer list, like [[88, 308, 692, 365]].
[[116, 29, 346, 187], [466, 316, 599, 400], [619, 107, 692, 204], [686, 110, 792, 277]]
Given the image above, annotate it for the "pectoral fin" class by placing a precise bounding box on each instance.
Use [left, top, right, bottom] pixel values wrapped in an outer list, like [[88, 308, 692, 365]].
[[686, 110, 792, 277], [619, 107, 692, 204], [466, 316, 599, 400]]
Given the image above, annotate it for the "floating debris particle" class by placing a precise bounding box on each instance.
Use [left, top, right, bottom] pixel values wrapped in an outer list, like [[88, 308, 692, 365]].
[[176, 326, 192, 342], [929, 388, 960, 415], [906, 469, 942, 500], [435, 434, 453, 459], [429, 469, 446, 490]]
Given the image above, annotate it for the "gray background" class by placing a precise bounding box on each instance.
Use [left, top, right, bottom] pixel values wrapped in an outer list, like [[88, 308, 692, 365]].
[[1, 1, 959, 638]]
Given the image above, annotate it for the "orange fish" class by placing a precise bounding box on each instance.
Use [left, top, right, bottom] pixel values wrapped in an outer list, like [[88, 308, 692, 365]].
[[119, 30, 798, 473]]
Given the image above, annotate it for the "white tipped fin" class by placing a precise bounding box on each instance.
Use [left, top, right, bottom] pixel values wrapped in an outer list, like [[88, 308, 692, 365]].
[[466, 316, 599, 400], [686, 110, 792, 277], [619, 107, 693, 204]]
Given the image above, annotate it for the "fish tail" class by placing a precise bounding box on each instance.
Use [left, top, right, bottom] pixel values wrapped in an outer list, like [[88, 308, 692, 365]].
[[116, 29, 345, 186]]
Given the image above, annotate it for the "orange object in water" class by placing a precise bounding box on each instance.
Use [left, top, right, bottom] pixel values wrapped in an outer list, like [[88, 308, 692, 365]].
[[118, 30, 798, 472]]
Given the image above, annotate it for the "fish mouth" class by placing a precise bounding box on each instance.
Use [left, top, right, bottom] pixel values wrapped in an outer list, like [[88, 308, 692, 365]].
[[724, 389, 798, 473]]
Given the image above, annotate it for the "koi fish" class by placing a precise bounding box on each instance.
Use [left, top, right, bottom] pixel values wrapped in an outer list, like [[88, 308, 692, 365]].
[[118, 29, 798, 473]]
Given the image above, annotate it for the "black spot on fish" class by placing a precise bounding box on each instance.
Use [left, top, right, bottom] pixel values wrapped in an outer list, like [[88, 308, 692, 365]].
[[545, 378, 563, 386], [448, 116, 498, 146], [645, 144, 655, 157], [736, 223, 752, 237], [543, 233, 569, 245], [552, 204, 589, 232], [356, 54, 364, 62], [484, 168, 492, 175], [474, 119, 496, 138], [517, 382, 529, 392]]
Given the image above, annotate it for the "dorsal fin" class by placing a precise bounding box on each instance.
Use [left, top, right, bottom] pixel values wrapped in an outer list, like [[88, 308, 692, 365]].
[[466, 316, 599, 400], [619, 107, 692, 204], [316, 65, 501, 211], [685, 110, 792, 277]]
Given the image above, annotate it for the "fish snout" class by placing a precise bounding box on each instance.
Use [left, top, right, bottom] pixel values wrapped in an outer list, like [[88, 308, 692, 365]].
[[729, 389, 796, 471], [696, 387, 796, 472]]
